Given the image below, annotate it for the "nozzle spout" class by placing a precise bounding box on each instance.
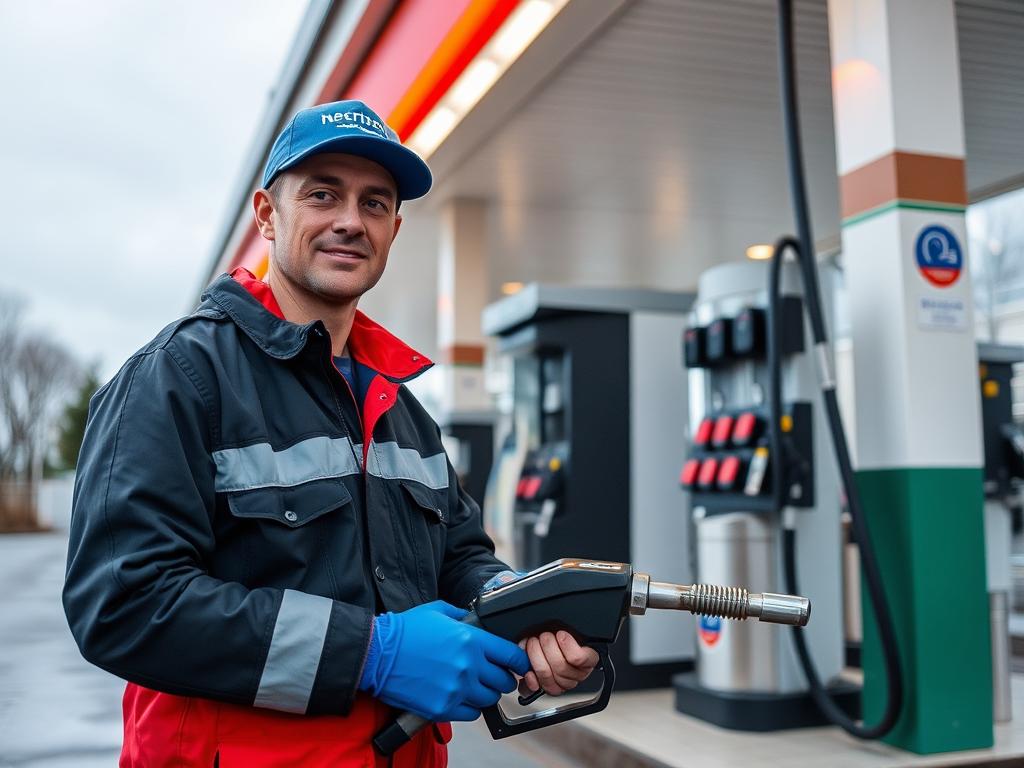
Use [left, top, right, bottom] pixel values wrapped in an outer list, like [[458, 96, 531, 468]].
[[747, 591, 811, 626], [631, 574, 810, 627]]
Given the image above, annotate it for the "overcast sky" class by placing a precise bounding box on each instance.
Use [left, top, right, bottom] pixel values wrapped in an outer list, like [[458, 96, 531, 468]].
[[1, 1, 308, 380]]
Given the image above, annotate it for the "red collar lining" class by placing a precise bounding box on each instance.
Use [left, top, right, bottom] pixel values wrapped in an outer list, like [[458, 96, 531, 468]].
[[231, 267, 285, 318], [229, 268, 432, 380]]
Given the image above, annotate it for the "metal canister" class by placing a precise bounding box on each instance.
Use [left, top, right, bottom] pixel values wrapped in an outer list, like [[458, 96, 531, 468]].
[[694, 512, 778, 692]]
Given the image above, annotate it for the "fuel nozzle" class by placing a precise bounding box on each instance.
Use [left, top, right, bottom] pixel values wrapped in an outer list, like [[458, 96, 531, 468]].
[[374, 559, 812, 754], [628, 572, 810, 626]]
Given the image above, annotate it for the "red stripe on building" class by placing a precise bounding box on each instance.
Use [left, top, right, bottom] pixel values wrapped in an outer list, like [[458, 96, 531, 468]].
[[227, 0, 518, 274]]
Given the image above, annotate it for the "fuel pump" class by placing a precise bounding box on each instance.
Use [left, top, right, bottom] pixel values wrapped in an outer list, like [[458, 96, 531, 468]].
[[676, 260, 856, 730], [674, 0, 905, 737], [483, 284, 697, 690]]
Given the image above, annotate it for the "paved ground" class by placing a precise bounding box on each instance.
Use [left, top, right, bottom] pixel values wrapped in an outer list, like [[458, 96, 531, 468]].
[[0, 530, 578, 767]]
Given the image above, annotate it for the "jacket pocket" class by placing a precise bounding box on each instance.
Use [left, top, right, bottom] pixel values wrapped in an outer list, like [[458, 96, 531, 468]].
[[398, 479, 450, 597], [400, 479, 448, 525], [218, 479, 357, 591], [227, 478, 353, 528]]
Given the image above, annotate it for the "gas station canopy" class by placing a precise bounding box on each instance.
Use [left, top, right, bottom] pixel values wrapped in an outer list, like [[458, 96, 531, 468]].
[[206, 0, 1024, 360]]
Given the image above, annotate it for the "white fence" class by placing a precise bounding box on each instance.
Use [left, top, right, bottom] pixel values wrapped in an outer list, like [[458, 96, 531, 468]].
[[37, 475, 76, 530]]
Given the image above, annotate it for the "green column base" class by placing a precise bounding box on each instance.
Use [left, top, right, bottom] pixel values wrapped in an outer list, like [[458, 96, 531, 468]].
[[858, 467, 992, 753]]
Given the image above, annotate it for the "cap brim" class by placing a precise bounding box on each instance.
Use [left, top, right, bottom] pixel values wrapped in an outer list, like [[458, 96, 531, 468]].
[[266, 134, 432, 200]]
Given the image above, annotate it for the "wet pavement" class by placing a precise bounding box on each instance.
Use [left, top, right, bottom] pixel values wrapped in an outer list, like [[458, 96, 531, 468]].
[[0, 530, 576, 767], [0, 532, 123, 767]]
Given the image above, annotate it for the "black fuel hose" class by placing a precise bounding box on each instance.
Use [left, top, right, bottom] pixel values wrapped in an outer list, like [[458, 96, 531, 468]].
[[771, 0, 904, 739]]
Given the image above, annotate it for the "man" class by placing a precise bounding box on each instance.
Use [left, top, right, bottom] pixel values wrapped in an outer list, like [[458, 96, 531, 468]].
[[63, 100, 597, 767]]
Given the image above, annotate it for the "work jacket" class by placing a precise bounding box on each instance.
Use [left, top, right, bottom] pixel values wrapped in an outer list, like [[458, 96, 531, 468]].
[[63, 268, 507, 767]]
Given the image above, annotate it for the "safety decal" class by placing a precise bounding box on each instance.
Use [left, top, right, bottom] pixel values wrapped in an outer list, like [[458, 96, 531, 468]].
[[914, 224, 963, 288], [698, 615, 722, 647]]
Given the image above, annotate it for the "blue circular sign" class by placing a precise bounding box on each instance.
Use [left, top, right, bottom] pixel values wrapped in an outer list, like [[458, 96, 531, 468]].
[[915, 224, 962, 288]]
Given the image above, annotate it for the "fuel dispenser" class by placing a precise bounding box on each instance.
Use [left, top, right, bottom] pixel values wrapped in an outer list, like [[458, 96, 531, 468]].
[[675, 260, 857, 730], [669, 0, 906, 738], [482, 284, 696, 689]]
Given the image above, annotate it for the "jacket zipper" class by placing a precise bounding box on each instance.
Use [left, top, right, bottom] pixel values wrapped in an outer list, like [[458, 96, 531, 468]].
[[315, 335, 363, 468], [315, 334, 384, 616]]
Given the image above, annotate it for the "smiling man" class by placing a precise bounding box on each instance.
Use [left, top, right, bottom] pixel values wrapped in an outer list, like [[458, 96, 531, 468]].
[[63, 99, 597, 767], [258, 155, 400, 319]]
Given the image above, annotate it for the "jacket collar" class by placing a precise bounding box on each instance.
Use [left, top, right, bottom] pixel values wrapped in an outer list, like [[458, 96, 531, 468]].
[[203, 268, 433, 382]]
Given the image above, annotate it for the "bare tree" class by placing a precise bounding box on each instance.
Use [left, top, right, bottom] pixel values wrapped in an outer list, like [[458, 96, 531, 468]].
[[0, 294, 28, 482], [972, 222, 1009, 342], [0, 291, 81, 528]]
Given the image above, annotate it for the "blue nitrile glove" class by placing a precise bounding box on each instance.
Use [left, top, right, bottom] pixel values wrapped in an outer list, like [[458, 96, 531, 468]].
[[359, 600, 530, 722]]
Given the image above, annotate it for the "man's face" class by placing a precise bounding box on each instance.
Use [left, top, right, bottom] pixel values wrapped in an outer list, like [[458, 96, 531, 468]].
[[255, 152, 402, 303]]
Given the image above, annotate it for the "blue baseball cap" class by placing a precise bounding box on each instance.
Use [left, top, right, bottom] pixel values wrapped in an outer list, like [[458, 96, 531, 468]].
[[261, 99, 432, 200]]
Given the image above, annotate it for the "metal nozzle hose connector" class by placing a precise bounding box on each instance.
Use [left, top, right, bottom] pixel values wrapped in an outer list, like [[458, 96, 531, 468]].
[[628, 572, 810, 626]]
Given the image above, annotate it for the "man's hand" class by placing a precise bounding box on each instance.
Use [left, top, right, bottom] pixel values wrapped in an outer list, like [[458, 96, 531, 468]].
[[518, 631, 600, 697]]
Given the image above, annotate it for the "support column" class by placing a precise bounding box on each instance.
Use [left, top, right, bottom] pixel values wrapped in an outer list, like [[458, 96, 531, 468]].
[[828, 0, 991, 753], [437, 198, 491, 417]]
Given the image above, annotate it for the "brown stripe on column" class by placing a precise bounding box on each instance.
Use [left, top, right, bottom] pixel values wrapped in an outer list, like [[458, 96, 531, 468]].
[[840, 151, 967, 220], [440, 344, 485, 366]]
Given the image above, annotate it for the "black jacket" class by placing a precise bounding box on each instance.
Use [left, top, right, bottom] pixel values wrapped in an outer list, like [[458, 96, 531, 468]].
[[63, 270, 505, 717]]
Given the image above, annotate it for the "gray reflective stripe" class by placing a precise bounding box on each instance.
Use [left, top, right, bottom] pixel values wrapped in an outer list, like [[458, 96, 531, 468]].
[[254, 589, 333, 714], [367, 441, 448, 490], [213, 436, 361, 492]]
